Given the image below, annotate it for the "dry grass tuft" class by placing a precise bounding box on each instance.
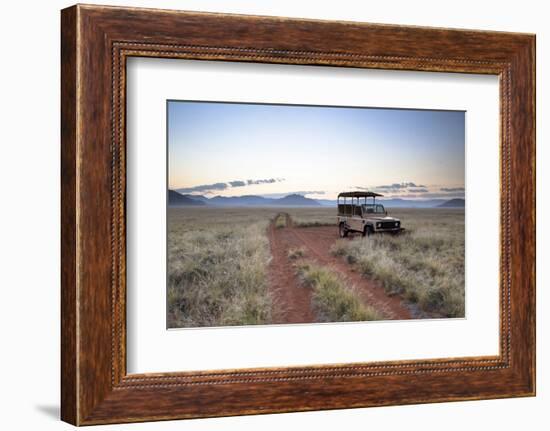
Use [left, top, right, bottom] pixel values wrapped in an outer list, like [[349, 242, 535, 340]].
[[296, 262, 383, 322], [274, 213, 288, 229], [287, 247, 306, 260]]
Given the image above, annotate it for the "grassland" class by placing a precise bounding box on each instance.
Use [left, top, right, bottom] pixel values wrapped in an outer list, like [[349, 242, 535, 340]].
[[285, 207, 336, 227], [331, 208, 465, 317], [167, 206, 465, 328], [167, 207, 279, 328]]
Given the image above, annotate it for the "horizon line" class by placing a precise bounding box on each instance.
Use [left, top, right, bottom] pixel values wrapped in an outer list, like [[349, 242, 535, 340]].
[[169, 189, 465, 201]]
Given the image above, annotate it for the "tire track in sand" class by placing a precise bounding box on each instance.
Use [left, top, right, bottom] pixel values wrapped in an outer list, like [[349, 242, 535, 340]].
[[267, 214, 315, 324]]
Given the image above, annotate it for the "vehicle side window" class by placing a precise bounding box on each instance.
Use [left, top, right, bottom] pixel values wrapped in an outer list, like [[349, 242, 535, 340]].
[[354, 206, 362, 216]]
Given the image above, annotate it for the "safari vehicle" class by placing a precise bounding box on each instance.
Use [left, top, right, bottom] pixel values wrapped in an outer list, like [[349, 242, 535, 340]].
[[337, 191, 403, 237]]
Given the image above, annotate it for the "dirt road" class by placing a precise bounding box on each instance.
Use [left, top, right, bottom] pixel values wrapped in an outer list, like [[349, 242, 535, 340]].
[[267, 213, 413, 324]]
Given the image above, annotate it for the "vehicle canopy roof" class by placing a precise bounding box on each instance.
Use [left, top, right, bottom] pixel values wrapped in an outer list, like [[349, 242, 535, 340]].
[[337, 191, 383, 199]]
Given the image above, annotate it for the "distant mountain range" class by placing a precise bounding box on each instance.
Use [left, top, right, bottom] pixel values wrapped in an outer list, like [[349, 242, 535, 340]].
[[376, 198, 465, 208], [169, 190, 465, 209], [168, 190, 205, 206], [169, 191, 320, 207], [437, 198, 465, 208]]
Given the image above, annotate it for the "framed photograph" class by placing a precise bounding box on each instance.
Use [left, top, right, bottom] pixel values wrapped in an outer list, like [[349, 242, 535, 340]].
[[61, 4, 536, 425]]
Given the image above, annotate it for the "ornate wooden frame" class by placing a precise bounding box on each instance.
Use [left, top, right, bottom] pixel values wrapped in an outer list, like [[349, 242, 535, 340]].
[[61, 4, 535, 425]]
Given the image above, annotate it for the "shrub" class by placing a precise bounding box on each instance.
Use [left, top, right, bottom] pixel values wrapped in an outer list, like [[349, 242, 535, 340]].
[[274, 213, 287, 229]]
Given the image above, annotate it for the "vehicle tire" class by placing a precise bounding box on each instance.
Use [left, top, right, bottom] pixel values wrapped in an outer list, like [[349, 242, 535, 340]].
[[339, 223, 348, 238], [362, 226, 373, 237]]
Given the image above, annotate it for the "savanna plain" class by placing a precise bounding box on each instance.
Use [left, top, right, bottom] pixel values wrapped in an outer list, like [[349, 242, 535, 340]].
[[167, 207, 465, 328]]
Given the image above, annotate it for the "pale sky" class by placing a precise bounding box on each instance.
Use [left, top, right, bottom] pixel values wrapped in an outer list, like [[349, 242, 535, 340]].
[[168, 101, 465, 200]]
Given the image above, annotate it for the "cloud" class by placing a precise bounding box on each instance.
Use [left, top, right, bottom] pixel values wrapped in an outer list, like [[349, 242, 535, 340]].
[[246, 178, 284, 185], [440, 187, 465, 192], [390, 192, 465, 199], [356, 182, 427, 193], [372, 182, 427, 192], [177, 178, 285, 194], [300, 190, 325, 196], [176, 182, 228, 194], [352, 183, 465, 199]]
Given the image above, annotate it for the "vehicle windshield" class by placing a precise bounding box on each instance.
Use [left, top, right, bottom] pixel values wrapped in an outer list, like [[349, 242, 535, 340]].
[[362, 204, 385, 214]]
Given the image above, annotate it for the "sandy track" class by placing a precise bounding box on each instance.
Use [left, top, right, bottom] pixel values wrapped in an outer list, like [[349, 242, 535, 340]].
[[267, 214, 316, 324], [267, 213, 413, 322]]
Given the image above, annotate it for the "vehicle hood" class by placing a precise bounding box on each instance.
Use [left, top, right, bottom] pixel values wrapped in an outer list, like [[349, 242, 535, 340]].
[[372, 216, 400, 222]]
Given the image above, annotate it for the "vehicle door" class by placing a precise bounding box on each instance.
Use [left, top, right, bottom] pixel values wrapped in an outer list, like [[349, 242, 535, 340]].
[[349, 203, 364, 232]]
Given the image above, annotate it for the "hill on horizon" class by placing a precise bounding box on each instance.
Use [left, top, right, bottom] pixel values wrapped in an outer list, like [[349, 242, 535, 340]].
[[168, 190, 206, 206], [180, 194, 209, 203], [437, 198, 465, 208], [273, 193, 321, 206], [170, 191, 322, 207]]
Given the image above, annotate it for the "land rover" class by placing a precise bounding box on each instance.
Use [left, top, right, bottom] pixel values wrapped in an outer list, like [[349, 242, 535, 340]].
[[337, 191, 403, 237]]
